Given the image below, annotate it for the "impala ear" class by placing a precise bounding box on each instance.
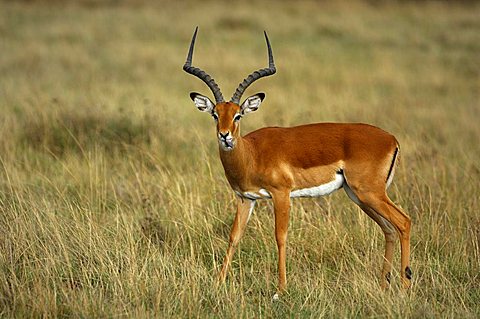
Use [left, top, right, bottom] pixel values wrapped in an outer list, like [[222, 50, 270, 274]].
[[240, 93, 265, 114], [190, 92, 215, 113]]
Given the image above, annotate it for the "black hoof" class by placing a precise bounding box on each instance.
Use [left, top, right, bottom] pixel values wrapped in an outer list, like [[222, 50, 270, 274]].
[[405, 266, 412, 280]]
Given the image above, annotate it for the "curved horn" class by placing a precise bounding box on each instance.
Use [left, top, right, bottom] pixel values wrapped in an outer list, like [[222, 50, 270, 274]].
[[183, 27, 225, 103], [230, 31, 276, 104]]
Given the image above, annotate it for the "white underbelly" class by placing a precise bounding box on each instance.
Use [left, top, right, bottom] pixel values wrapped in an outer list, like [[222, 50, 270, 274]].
[[236, 173, 344, 200], [290, 173, 344, 198]]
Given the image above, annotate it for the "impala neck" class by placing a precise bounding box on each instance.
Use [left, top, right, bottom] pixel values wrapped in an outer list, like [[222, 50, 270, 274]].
[[218, 129, 251, 189]]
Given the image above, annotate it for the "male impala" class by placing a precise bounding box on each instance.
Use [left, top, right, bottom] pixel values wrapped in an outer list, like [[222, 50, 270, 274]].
[[183, 27, 412, 297]]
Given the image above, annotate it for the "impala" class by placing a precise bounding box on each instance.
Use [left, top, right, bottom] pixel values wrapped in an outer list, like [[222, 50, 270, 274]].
[[183, 27, 412, 297]]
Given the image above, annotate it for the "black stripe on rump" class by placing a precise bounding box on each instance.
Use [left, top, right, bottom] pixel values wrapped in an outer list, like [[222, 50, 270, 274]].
[[386, 147, 399, 183]]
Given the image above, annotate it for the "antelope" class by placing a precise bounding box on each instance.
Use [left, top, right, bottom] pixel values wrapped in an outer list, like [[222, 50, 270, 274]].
[[183, 27, 412, 298]]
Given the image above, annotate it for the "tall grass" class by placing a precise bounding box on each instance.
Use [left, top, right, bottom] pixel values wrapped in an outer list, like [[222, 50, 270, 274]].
[[1, 0, 479, 317]]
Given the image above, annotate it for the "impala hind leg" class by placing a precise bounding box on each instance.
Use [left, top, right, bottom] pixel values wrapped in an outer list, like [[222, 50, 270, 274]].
[[363, 205, 396, 289], [271, 191, 291, 296], [358, 192, 412, 289], [344, 183, 396, 288], [218, 197, 255, 283], [384, 197, 412, 288]]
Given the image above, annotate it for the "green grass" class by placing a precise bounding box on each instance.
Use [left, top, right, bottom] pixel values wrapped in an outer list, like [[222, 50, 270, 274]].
[[1, 0, 479, 317]]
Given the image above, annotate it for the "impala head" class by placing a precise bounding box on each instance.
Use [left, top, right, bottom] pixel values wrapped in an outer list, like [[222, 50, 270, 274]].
[[183, 27, 276, 151]]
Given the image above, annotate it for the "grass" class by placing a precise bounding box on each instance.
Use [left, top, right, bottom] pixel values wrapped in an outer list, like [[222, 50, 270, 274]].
[[1, 0, 479, 317]]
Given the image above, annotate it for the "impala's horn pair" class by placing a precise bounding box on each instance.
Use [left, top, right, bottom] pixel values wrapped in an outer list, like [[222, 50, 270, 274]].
[[183, 26, 276, 105]]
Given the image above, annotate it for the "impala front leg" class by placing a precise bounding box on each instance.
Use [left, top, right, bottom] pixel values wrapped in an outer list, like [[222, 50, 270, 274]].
[[218, 197, 255, 283], [271, 191, 291, 296]]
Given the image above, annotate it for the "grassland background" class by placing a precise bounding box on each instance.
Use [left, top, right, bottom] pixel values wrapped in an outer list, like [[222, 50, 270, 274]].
[[1, 0, 479, 317]]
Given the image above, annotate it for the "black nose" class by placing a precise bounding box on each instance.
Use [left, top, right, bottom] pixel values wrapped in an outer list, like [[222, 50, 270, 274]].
[[219, 132, 229, 139]]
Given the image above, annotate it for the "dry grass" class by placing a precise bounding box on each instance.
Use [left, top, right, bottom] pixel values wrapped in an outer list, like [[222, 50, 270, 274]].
[[1, 0, 479, 317]]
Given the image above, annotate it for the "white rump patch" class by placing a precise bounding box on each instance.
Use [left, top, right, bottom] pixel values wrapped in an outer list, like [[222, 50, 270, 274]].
[[290, 173, 344, 198], [386, 167, 395, 189]]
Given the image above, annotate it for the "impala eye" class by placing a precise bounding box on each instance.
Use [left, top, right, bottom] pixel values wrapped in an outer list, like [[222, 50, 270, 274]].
[[212, 113, 218, 121], [233, 114, 242, 122]]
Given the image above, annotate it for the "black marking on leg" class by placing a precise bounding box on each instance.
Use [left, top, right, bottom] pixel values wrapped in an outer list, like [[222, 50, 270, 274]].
[[405, 266, 412, 280], [385, 272, 391, 284]]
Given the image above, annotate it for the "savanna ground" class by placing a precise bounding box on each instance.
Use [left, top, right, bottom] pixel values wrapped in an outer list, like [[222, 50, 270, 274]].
[[1, 0, 479, 317]]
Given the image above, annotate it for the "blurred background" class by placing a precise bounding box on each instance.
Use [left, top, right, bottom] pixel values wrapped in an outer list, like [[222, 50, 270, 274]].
[[1, 0, 479, 317]]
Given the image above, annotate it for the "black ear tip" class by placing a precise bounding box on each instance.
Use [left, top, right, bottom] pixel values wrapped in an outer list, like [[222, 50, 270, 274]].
[[189, 92, 198, 101]]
